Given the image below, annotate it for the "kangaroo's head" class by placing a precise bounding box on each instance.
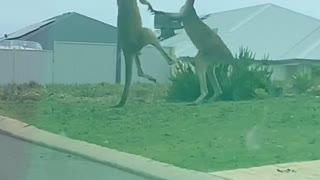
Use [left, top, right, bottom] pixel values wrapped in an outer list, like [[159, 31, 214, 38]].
[[179, 0, 195, 17], [117, 0, 137, 7]]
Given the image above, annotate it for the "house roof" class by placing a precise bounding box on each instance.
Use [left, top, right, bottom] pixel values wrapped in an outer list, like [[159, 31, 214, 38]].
[[161, 3, 320, 61], [0, 12, 116, 41], [280, 26, 320, 60], [0, 13, 69, 41]]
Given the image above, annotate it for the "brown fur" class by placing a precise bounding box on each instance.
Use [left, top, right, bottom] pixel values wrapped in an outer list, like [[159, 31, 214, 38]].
[[148, 0, 235, 105], [113, 0, 175, 108]]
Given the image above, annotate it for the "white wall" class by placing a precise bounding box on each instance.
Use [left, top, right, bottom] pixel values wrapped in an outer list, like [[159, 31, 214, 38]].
[[270, 64, 313, 81], [270, 65, 288, 81]]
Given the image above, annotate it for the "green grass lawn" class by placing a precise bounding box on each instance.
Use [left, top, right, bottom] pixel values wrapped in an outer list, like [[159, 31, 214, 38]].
[[0, 83, 320, 172]]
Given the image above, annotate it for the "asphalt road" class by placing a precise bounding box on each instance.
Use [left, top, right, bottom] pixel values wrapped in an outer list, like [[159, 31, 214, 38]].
[[0, 134, 151, 180]]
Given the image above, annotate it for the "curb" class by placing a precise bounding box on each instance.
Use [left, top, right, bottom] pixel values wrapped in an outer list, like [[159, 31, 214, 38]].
[[210, 160, 320, 180], [0, 115, 230, 180]]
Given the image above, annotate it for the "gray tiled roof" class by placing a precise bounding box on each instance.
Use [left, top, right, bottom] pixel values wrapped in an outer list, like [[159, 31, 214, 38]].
[[161, 3, 320, 61]]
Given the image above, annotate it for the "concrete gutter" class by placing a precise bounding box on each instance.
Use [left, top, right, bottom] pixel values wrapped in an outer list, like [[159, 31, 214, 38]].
[[0, 115, 230, 180]]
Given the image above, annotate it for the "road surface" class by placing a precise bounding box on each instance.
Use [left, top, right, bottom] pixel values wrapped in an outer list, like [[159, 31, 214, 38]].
[[0, 134, 151, 180]]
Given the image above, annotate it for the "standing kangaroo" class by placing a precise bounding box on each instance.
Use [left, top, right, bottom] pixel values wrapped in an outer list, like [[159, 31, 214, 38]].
[[148, 0, 235, 105], [113, 0, 176, 108]]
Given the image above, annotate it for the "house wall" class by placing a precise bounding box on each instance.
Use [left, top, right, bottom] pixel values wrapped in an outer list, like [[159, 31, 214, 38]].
[[270, 65, 287, 81], [0, 49, 53, 85], [0, 41, 174, 85], [269, 63, 314, 81], [249, 63, 314, 82]]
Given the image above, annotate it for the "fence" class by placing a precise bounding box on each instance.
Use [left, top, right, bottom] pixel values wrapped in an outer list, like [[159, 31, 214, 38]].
[[2, 41, 309, 85], [0, 41, 175, 85], [0, 49, 53, 85]]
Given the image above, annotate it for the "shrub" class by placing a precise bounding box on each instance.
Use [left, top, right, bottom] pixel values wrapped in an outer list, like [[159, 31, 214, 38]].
[[254, 88, 270, 100], [219, 48, 274, 100], [167, 63, 202, 102], [291, 72, 314, 94], [166, 47, 275, 102]]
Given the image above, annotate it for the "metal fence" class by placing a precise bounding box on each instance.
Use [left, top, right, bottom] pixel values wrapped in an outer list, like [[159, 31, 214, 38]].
[[0, 41, 175, 85], [0, 49, 53, 85]]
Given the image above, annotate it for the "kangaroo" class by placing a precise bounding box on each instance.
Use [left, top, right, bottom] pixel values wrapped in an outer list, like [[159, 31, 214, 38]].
[[113, 0, 176, 108], [148, 0, 235, 105]]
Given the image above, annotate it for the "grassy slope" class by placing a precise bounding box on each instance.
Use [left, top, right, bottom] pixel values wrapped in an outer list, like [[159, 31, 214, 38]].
[[0, 84, 320, 172]]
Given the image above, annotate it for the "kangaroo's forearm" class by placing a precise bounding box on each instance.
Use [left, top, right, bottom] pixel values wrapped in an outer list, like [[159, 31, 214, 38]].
[[143, 1, 183, 20]]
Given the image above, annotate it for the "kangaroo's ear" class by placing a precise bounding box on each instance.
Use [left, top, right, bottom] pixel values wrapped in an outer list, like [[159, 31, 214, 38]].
[[180, 0, 195, 16], [179, 5, 187, 16], [185, 0, 195, 7], [184, 0, 195, 11]]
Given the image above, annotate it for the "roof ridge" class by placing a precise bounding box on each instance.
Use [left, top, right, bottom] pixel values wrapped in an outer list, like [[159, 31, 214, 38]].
[[69, 12, 117, 29], [43, 12, 74, 22], [204, 3, 273, 16], [5, 20, 56, 40], [206, 3, 320, 23], [280, 25, 320, 58], [228, 4, 272, 32], [269, 4, 320, 23], [300, 38, 320, 58], [3, 12, 116, 40], [3, 12, 73, 40]]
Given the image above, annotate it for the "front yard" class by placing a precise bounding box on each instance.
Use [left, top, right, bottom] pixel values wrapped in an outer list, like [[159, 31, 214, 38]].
[[0, 83, 319, 172]]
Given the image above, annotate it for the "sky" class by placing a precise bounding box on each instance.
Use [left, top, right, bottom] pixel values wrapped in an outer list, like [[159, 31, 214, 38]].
[[1, 0, 320, 36]]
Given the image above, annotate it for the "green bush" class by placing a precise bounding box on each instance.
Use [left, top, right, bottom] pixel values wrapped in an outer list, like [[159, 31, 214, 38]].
[[167, 47, 276, 102], [167, 64, 203, 102], [217, 47, 274, 101], [291, 72, 314, 94]]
